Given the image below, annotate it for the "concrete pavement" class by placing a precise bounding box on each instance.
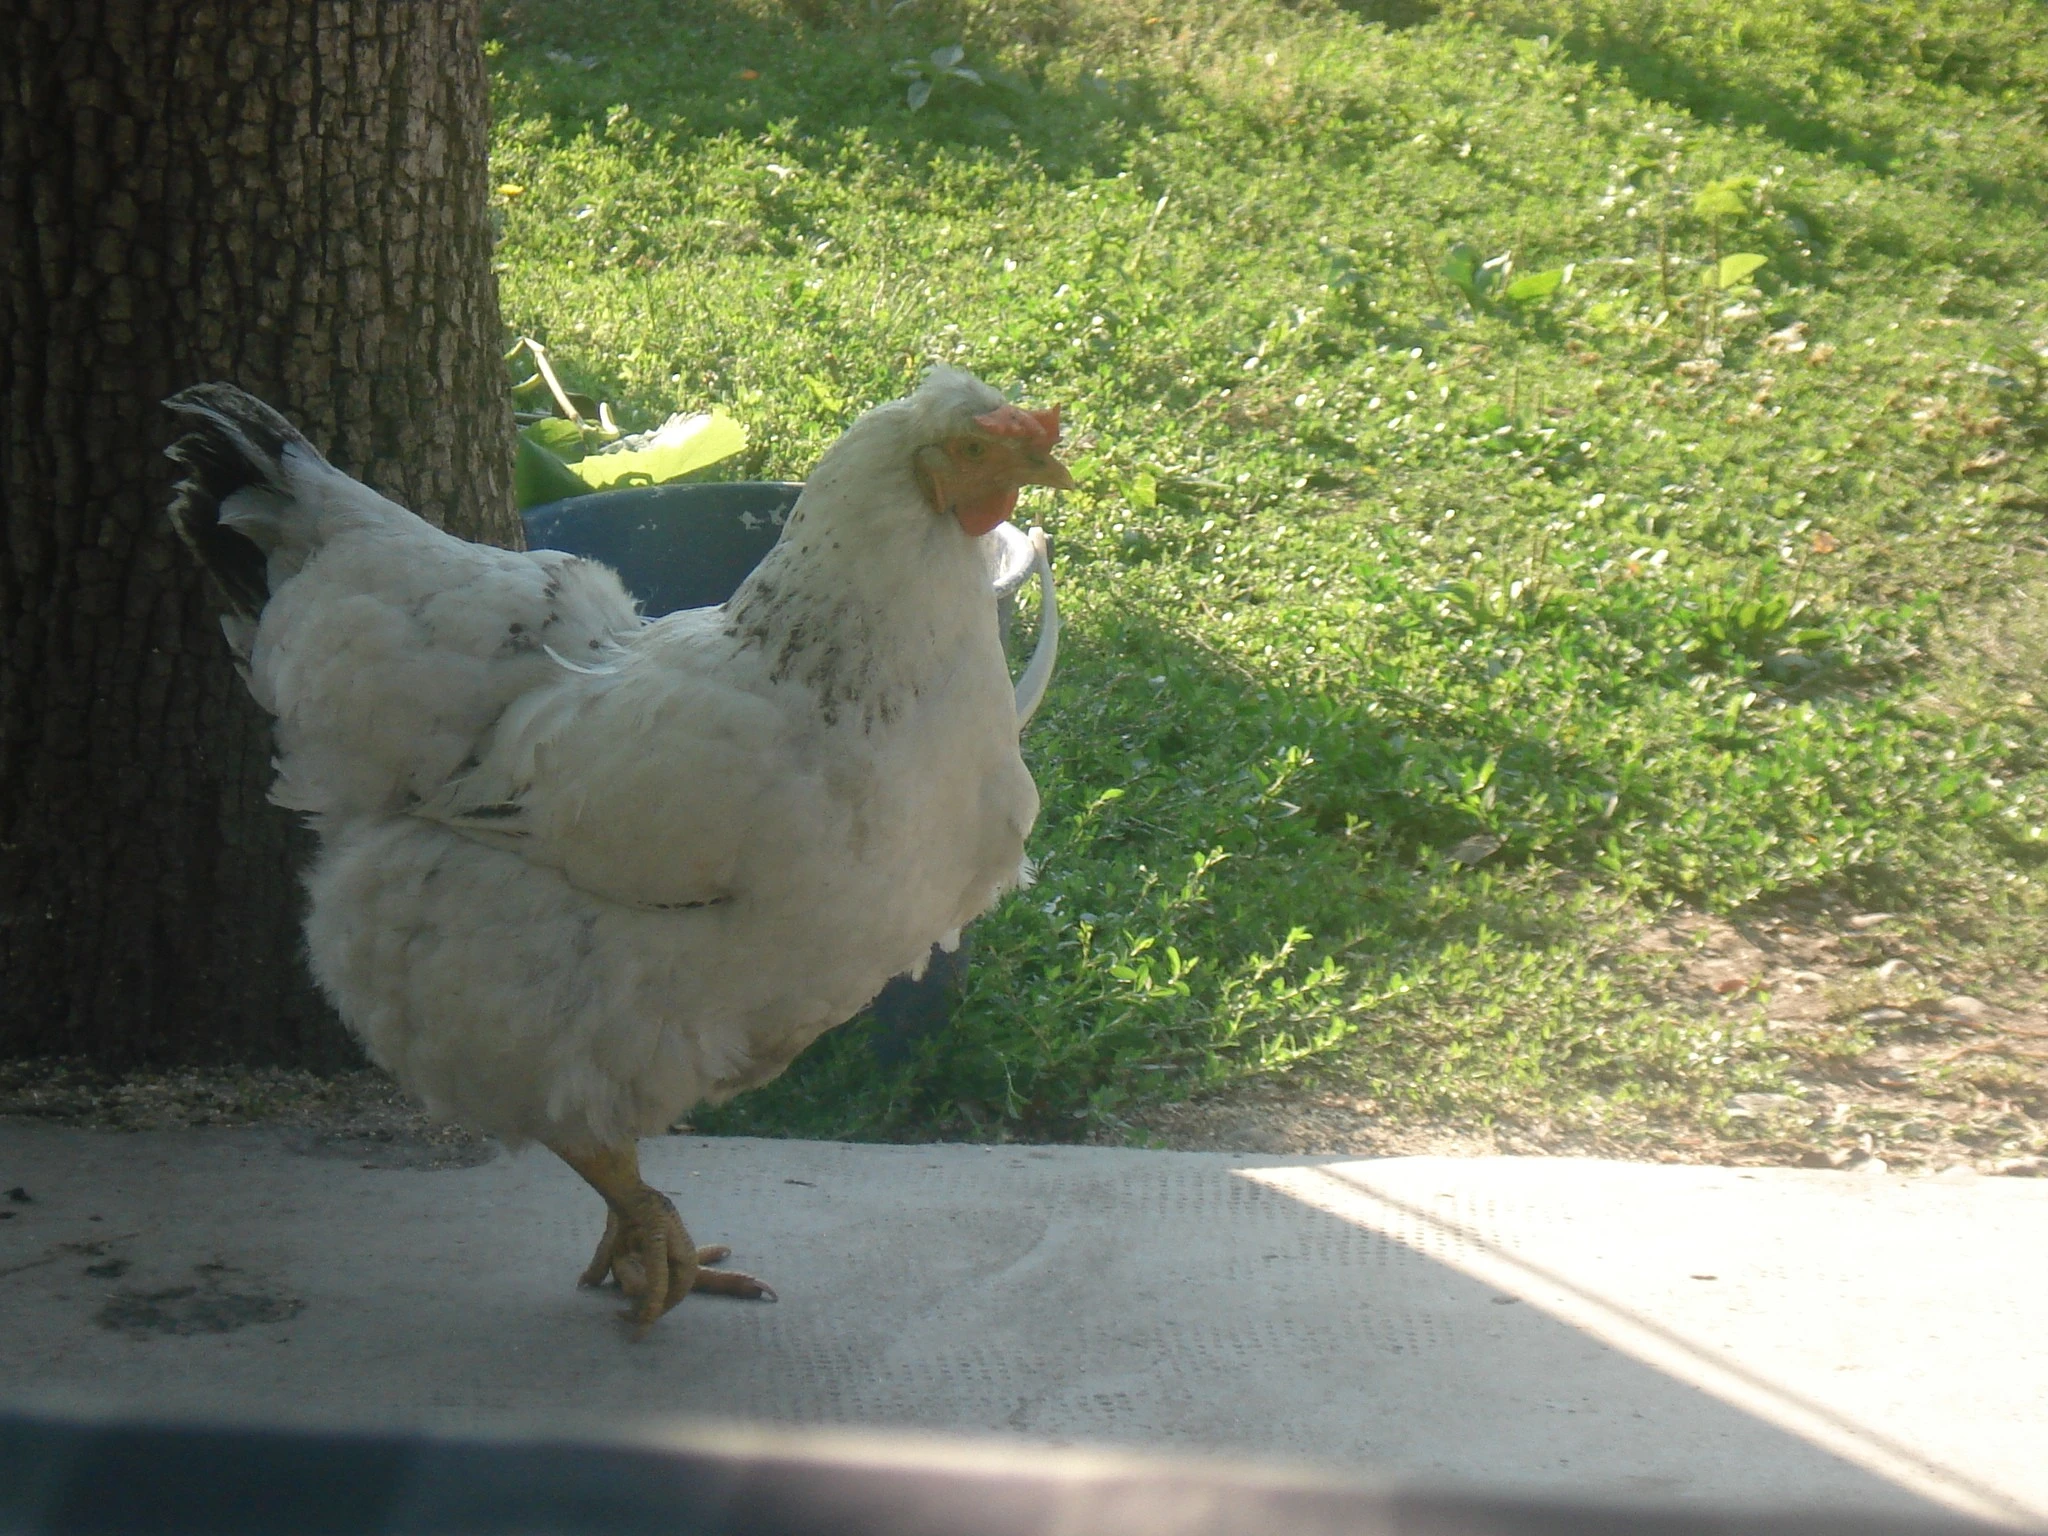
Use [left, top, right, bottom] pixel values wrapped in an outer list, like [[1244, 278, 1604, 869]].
[[0, 1125, 2041, 1527]]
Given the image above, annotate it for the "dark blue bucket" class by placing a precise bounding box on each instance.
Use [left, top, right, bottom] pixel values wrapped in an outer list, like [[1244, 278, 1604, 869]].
[[524, 481, 801, 617], [522, 482, 962, 1063]]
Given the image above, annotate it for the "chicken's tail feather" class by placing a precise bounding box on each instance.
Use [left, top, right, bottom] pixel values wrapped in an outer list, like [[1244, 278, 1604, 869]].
[[163, 383, 331, 619]]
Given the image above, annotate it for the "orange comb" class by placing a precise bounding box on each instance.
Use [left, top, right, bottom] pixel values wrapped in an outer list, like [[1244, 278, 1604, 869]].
[[973, 402, 1062, 449]]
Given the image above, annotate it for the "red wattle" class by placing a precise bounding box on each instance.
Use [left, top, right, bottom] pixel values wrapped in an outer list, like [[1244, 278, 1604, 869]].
[[955, 488, 1019, 537]]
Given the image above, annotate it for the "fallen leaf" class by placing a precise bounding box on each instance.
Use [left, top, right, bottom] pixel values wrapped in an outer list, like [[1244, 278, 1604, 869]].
[[1444, 833, 1504, 867], [572, 412, 747, 492], [1762, 322, 1809, 354]]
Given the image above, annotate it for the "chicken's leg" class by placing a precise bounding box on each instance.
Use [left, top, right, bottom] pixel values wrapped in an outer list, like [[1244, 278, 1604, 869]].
[[550, 1142, 775, 1330]]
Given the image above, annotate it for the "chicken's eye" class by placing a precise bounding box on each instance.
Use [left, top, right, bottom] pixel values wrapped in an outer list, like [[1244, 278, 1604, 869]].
[[960, 439, 986, 460]]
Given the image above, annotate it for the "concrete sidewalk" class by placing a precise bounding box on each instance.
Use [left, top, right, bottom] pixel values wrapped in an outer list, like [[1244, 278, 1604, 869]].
[[1, 1125, 2042, 1527]]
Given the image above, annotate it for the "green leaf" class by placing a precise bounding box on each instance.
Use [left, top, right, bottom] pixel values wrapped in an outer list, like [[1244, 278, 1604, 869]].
[[1716, 252, 1768, 289], [1503, 266, 1565, 303], [514, 435, 595, 510], [520, 416, 586, 462], [802, 374, 847, 415], [571, 412, 747, 491], [1125, 471, 1158, 510], [1693, 185, 1748, 220], [1441, 242, 1482, 303], [906, 78, 932, 110]]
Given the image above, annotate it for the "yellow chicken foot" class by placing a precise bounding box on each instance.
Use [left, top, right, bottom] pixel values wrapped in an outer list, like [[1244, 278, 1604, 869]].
[[549, 1141, 775, 1329]]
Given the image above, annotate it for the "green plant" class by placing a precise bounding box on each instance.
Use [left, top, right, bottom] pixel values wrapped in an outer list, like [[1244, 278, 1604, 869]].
[[1688, 176, 1770, 350], [1685, 592, 1833, 670], [1441, 243, 1569, 313], [893, 43, 982, 110]]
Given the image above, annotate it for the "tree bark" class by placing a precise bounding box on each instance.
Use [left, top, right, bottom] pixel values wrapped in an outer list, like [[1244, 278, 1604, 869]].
[[0, 0, 519, 1067]]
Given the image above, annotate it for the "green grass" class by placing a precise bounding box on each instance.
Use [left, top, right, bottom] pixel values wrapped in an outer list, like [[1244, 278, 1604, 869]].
[[485, 0, 2048, 1143]]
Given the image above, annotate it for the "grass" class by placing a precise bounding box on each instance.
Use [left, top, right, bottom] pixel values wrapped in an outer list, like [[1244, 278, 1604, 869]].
[[484, 0, 2048, 1149]]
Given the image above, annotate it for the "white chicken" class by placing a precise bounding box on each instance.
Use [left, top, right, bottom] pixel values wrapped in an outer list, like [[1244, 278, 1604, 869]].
[[164, 369, 1070, 1328]]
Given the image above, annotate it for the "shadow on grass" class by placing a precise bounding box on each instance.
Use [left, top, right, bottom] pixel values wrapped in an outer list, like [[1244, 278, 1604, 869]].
[[1527, 27, 1902, 176], [491, 0, 1176, 184], [692, 602, 1638, 1144], [1329, 0, 1444, 30], [1509, 12, 2047, 225]]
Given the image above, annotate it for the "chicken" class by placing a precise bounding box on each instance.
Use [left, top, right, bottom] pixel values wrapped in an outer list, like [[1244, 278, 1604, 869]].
[[163, 369, 1070, 1329]]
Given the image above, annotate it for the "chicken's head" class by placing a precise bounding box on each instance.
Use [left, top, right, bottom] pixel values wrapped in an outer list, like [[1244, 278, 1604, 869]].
[[907, 372, 1074, 537]]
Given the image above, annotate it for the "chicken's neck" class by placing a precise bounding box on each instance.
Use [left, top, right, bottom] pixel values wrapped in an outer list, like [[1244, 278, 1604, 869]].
[[721, 471, 994, 732]]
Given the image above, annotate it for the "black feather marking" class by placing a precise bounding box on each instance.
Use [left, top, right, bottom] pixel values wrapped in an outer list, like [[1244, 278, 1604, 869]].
[[645, 896, 733, 911], [455, 803, 524, 821], [498, 622, 541, 659], [161, 383, 327, 620]]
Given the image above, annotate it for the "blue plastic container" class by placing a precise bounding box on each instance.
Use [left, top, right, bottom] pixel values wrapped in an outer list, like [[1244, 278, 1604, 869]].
[[524, 481, 801, 617]]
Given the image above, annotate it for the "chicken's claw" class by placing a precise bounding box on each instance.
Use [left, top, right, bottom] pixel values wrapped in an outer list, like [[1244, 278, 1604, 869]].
[[553, 1142, 776, 1331]]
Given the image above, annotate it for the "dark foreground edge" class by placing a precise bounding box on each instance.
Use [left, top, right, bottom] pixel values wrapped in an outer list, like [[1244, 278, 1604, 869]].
[[0, 1409, 2020, 1536]]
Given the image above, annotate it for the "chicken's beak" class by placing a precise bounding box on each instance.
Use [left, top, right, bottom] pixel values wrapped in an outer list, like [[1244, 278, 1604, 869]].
[[1015, 450, 1074, 491]]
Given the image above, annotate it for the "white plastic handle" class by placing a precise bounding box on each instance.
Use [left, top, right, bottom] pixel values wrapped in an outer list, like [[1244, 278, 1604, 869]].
[[987, 522, 1059, 730], [1010, 527, 1059, 730]]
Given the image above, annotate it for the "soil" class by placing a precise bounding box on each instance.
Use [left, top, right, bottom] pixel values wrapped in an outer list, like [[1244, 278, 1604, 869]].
[[0, 1061, 496, 1169]]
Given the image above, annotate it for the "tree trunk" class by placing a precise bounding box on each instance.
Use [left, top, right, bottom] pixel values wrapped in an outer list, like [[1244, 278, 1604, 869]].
[[0, 0, 519, 1068]]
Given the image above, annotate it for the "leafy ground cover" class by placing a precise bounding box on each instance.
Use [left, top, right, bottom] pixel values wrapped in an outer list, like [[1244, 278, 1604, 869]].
[[478, 0, 2048, 1169]]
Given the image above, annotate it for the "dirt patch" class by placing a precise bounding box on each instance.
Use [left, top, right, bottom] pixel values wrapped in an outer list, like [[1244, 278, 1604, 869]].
[[1126, 899, 2048, 1177], [97, 1261, 305, 1337], [283, 1126, 498, 1171], [0, 1061, 496, 1170]]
